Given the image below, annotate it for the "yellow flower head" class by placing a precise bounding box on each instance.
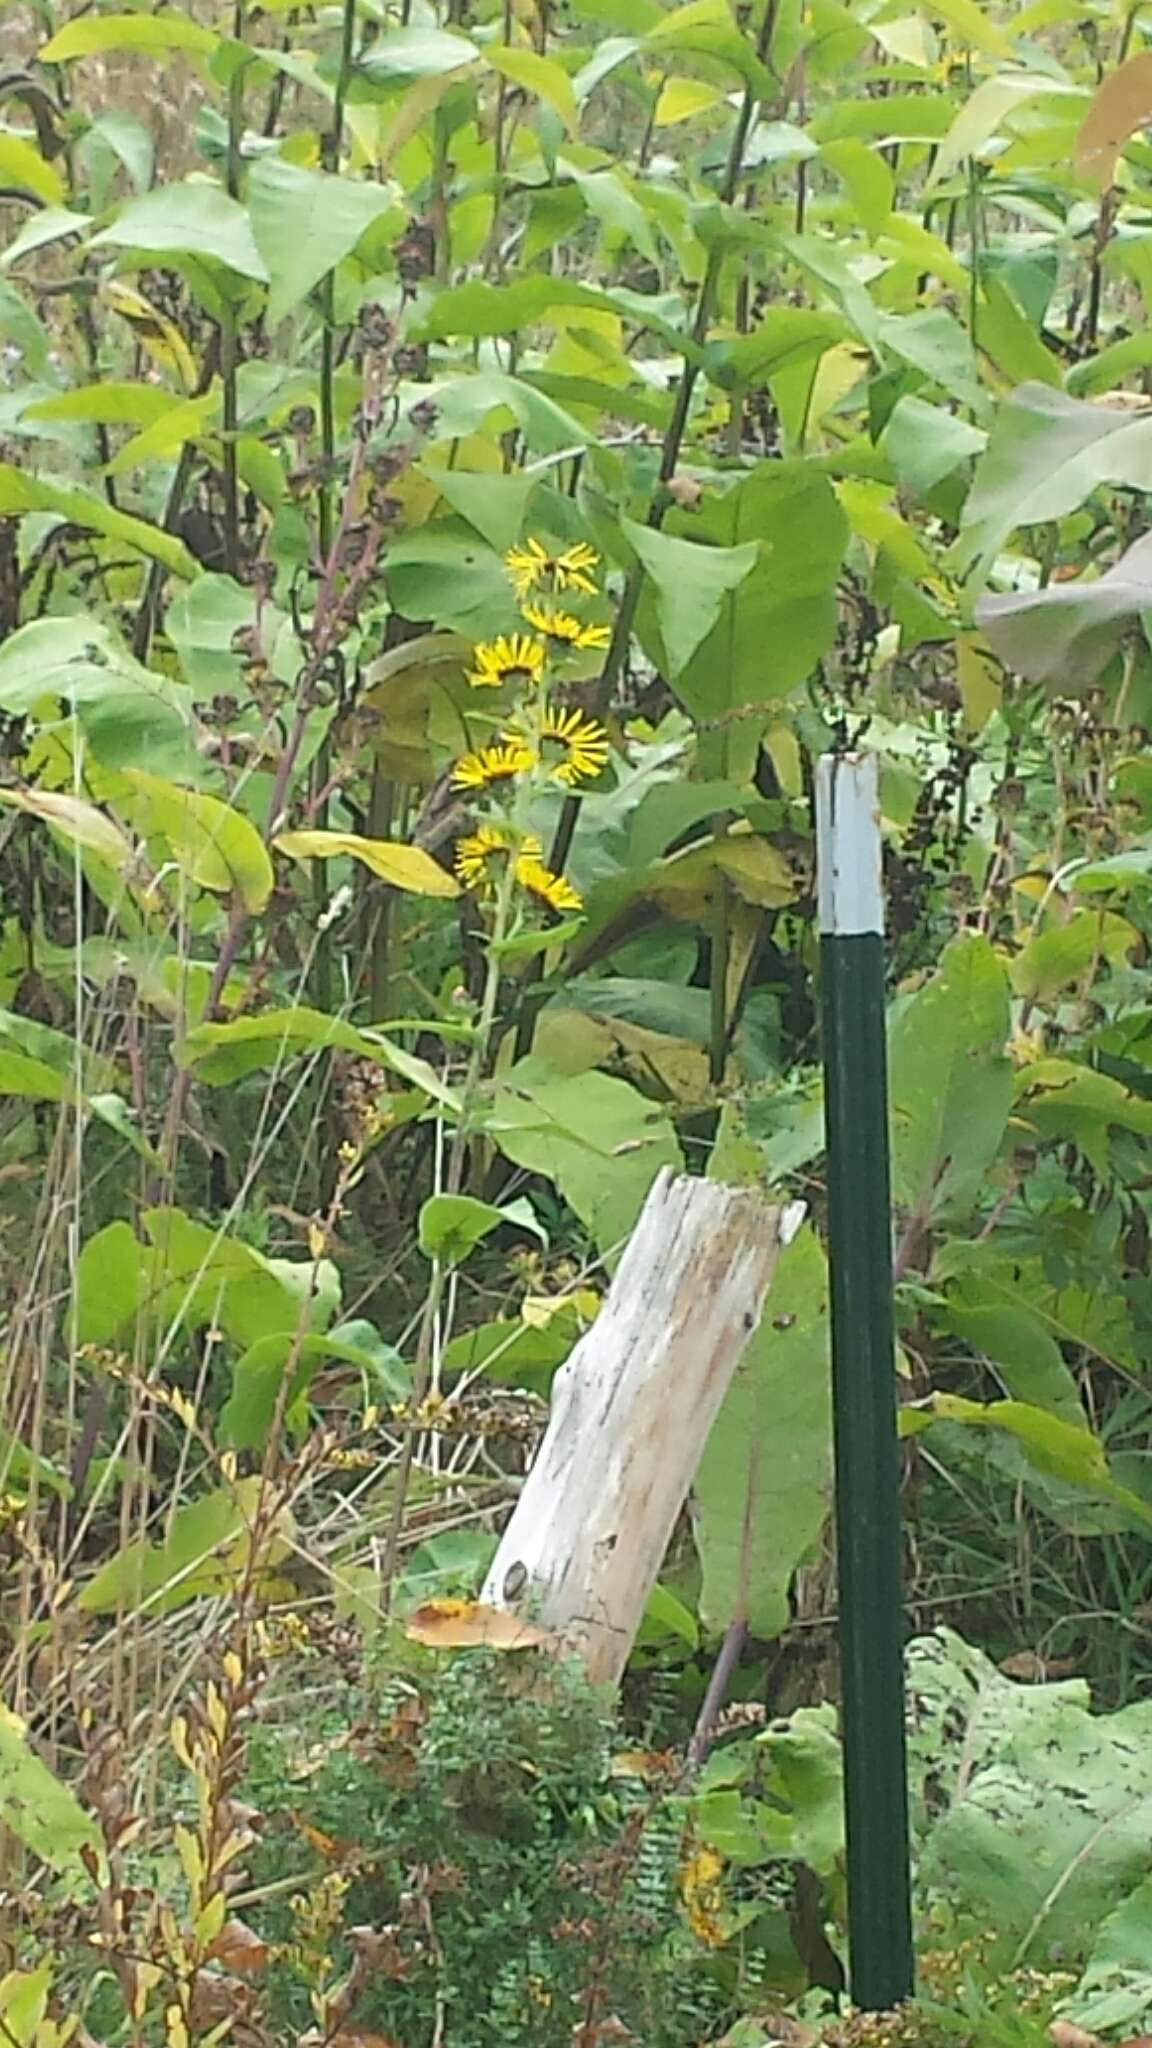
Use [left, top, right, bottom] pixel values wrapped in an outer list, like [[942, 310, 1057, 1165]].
[[520, 600, 611, 653], [450, 740, 536, 792], [468, 632, 547, 690], [456, 823, 542, 890], [505, 537, 601, 599], [537, 708, 609, 786], [515, 853, 583, 915]]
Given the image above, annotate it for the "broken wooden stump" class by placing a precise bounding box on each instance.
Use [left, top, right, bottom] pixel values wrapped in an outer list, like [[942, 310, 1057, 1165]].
[[480, 1167, 797, 1686]]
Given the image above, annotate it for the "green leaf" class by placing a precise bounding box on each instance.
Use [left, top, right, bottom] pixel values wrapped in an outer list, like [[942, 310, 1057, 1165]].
[[248, 157, 400, 325], [486, 1063, 682, 1259], [908, 1395, 1152, 1528], [882, 395, 987, 495], [1010, 907, 1140, 1003], [125, 770, 273, 911], [957, 383, 1152, 582], [0, 615, 195, 771], [0, 465, 196, 578], [220, 1325, 408, 1451], [179, 1006, 462, 1109], [358, 26, 480, 84], [637, 1581, 699, 1649], [639, 463, 847, 778], [416, 371, 593, 454], [24, 381, 174, 429], [976, 530, 1152, 688], [693, 1227, 832, 1640], [417, 1192, 537, 1266], [73, 1208, 333, 1351], [820, 137, 893, 240], [621, 515, 757, 679], [0, 1704, 100, 1876], [41, 11, 219, 58], [703, 307, 846, 391], [89, 181, 268, 281], [889, 931, 1013, 1222], [485, 46, 578, 134], [643, 0, 775, 94], [937, 1301, 1084, 1420], [76, 1476, 284, 1615]]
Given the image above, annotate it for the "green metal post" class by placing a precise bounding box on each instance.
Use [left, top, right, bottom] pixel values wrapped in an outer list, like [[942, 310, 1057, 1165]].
[[817, 751, 914, 2011]]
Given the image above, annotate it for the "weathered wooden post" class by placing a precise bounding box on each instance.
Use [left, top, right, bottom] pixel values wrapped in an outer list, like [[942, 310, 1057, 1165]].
[[817, 751, 914, 2010], [480, 1168, 795, 1686]]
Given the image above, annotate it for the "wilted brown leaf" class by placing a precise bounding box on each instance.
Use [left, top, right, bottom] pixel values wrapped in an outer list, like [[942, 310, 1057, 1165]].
[[1048, 2023, 1102, 2048], [404, 1598, 559, 1651], [207, 1916, 269, 1977], [998, 1650, 1079, 1681], [1076, 53, 1152, 189]]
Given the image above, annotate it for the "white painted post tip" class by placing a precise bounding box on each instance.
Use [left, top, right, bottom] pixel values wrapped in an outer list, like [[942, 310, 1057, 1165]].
[[816, 752, 883, 937]]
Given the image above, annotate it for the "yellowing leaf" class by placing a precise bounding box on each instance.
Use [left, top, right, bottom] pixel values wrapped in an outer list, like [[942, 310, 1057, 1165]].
[[41, 11, 219, 57], [484, 45, 578, 135], [1075, 52, 1152, 190], [98, 279, 198, 393], [405, 1597, 559, 1650], [680, 1836, 726, 1947], [0, 133, 64, 206], [126, 771, 273, 912], [956, 632, 1001, 733], [653, 76, 723, 123], [0, 788, 133, 867], [276, 830, 460, 897]]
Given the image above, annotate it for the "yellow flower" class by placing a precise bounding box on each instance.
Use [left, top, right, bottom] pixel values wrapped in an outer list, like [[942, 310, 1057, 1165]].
[[450, 741, 535, 791], [456, 823, 542, 889], [505, 537, 601, 599], [515, 853, 583, 914], [537, 708, 609, 785], [521, 600, 611, 652], [468, 633, 547, 690]]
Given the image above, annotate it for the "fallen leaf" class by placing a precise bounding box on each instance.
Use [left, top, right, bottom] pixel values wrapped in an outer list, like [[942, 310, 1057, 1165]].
[[1076, 52, 1152, 189], [404, 1597, 559, 1651]]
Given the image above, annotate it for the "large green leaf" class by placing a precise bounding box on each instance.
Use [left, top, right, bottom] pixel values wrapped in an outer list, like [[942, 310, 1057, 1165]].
[[888, 931, 1012, 1224], [178, 1005, 462, 1108], [41, 11, 219, 58], [248, 158, 401, 325], [0, 615, 195, 771], [693, 1227, 832, 1639], [637, 464, 847, 778], [0, 466, 196, 578], [89, 182, 268, 281], [905, 1393, 1152, 1527], [220, 1322, 409, 1451], [124, 769, 273, 911], [72, 1209, 334, 1351], [976, 530, 1152, 688], [357, 25, 480, 84], [485, 1062, 682, 1258], [906, 1629, 1152, 1968], [956, 383, 1152, 582], [0, 1704, 100, 1875], [623, 516, 758, 681], [76, 1475, 286, 1616]]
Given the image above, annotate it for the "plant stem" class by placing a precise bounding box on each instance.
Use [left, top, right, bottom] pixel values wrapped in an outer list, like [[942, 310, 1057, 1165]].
[[379, 865, 515, 1610]]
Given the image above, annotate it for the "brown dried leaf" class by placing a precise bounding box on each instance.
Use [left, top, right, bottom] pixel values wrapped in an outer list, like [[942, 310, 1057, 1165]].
[[998, 1650, 1080, 1681], [404, 1598, 559, 1651], [207, 1916, 269, 1977], [1048, 2023, 1102, 2048], [1076, 52, 1152, 189]]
